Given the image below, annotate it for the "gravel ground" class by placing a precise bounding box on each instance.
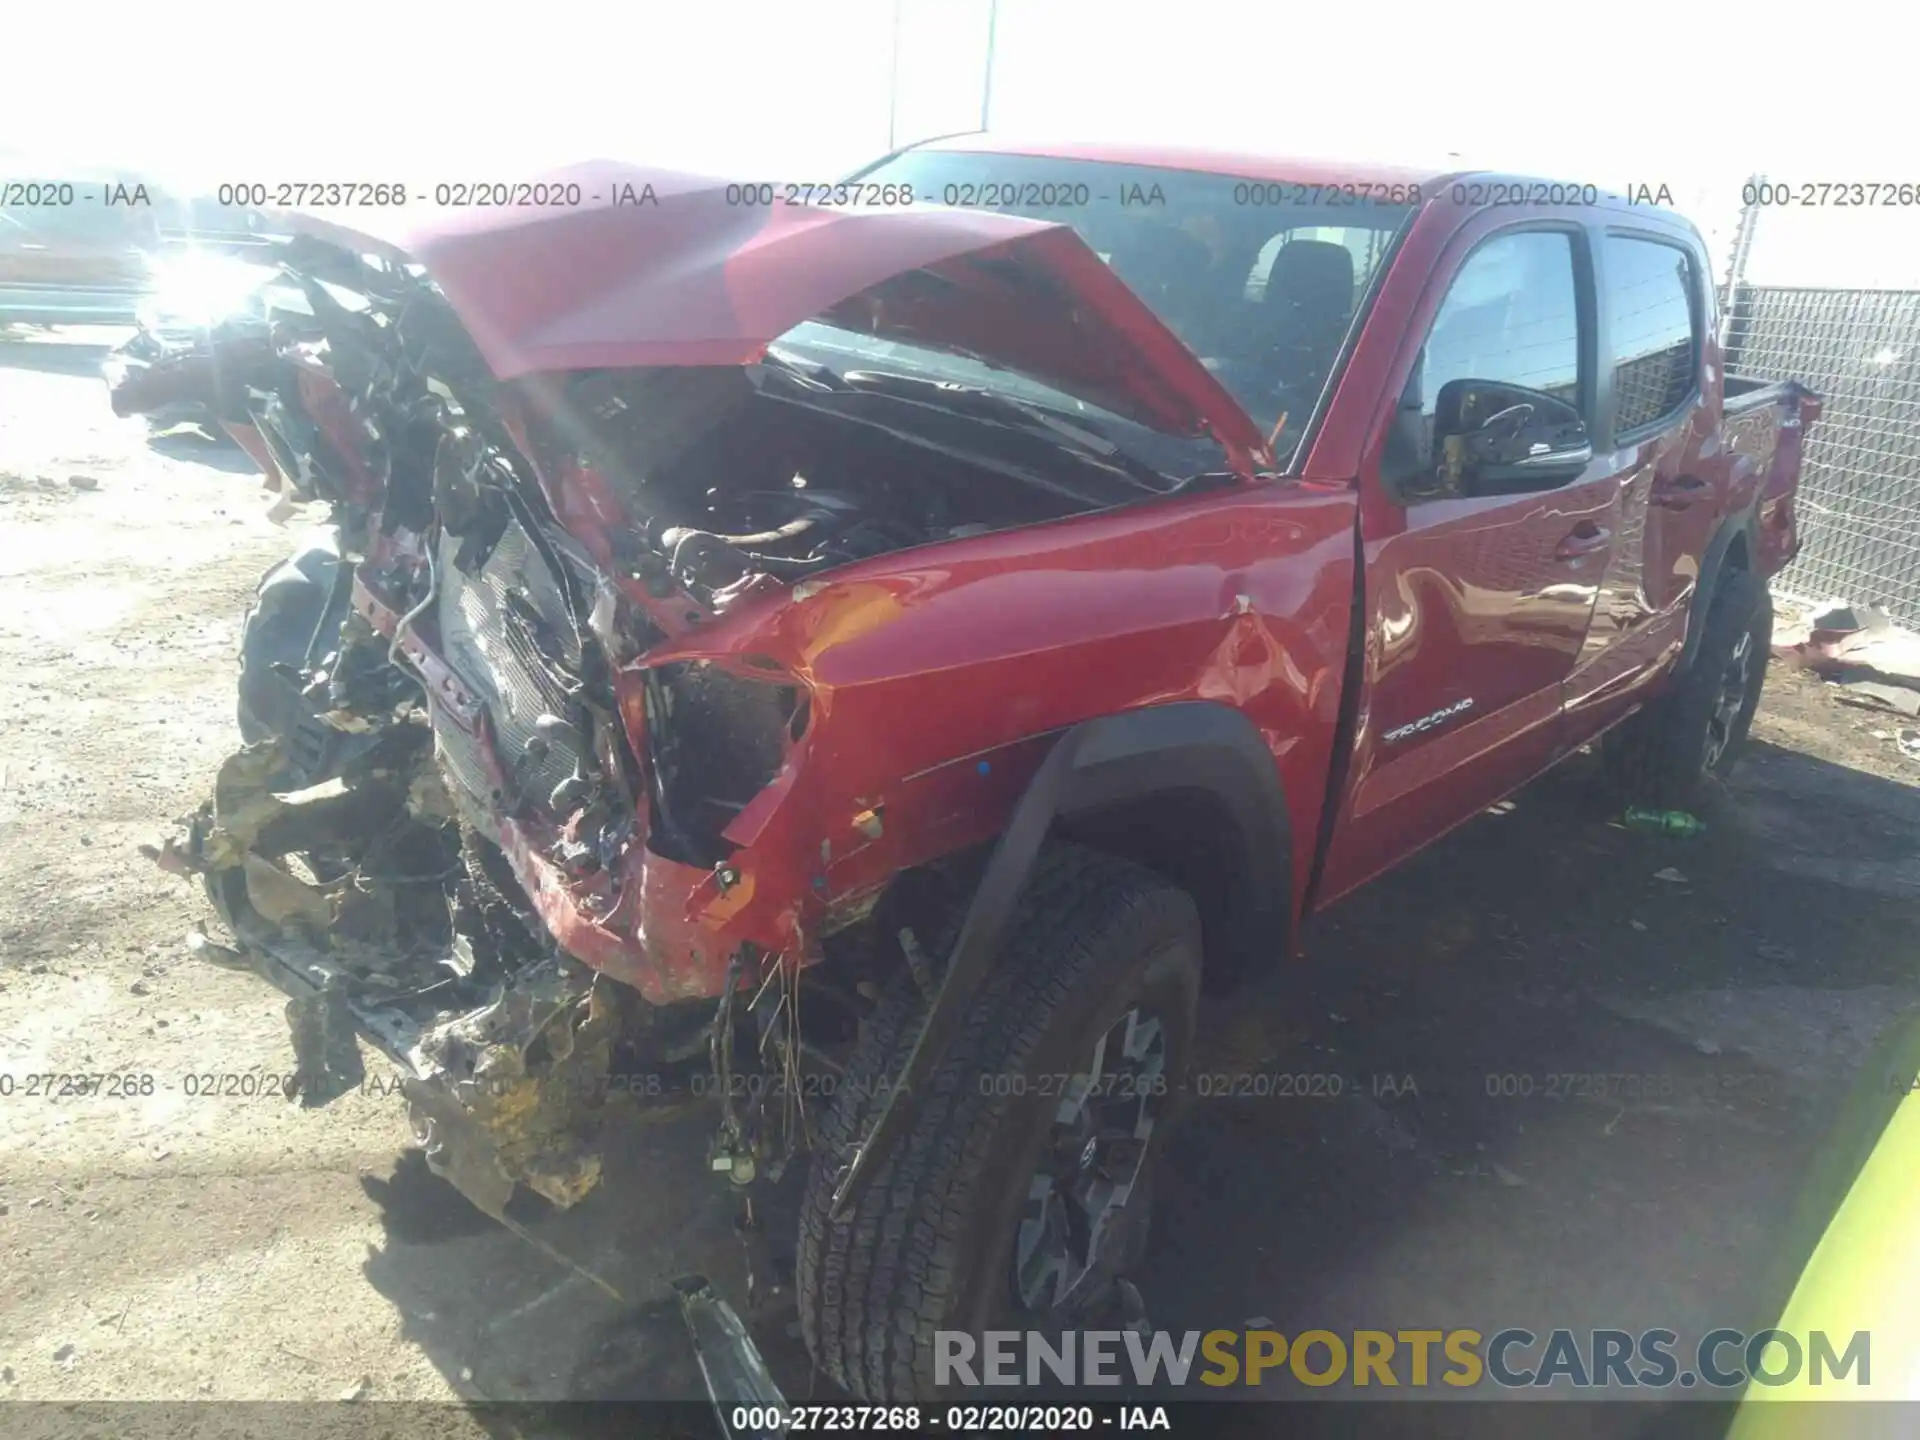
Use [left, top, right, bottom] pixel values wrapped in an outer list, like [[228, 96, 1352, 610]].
[[3, 330, 1918, 1427]]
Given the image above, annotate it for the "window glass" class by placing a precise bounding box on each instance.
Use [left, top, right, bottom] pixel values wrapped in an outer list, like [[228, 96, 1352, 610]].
[[850, 151, 1412, 460], [1421, 231, 1580, 406], [1605, 236, 1696, 431], [1402, 231, 1581, 463], [1244, 227, 1391, 302]]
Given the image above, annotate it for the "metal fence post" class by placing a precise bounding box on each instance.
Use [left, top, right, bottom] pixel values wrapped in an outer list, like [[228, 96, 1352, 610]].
[[1720, 174, 1761, 350]]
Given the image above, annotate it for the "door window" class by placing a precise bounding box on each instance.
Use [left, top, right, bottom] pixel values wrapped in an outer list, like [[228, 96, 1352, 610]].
[[1418, 230, 1581, 416], [1384, 230, 1587, 498], [1604, 236, 1697, 433]]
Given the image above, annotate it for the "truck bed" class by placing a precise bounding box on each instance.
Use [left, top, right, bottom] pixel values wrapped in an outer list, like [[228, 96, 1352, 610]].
[[1721, 377, 1822, 577]]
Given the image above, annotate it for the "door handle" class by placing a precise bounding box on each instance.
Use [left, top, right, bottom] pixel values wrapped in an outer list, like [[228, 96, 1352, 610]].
[[1554, 522, 1612, 560], [1651, 475, 1710, 510]]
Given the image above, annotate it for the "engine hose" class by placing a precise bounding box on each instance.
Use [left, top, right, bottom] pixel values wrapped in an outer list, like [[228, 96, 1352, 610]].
[[711, 513, 824, 548], [660, 511, 840, 590], [659, 513, 825, 557], [388, 535, 439, 668], [739, 549, 838, 576]]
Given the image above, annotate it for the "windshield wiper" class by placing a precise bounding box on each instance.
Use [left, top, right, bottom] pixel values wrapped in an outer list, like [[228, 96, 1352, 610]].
[[757, 345, 843, 393], [836, 369, 1180, 492]]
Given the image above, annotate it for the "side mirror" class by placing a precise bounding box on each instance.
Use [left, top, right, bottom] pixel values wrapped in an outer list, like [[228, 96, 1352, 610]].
[[1433, 379, 1592, 497]]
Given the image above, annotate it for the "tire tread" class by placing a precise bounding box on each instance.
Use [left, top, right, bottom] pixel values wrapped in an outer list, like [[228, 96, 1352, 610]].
[[1604, 567, 1771, 810], [796, 843, 1198, 1401]]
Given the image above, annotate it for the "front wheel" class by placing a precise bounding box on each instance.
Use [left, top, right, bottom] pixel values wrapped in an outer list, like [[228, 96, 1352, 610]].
[[1604, 567, 1772, 811], [796, 843, 1202, 1402]]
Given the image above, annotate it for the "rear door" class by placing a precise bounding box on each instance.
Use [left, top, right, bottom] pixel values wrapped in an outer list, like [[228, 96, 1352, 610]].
[[1316, 215, 1636, 902], [1560, 226, 1719, 739]]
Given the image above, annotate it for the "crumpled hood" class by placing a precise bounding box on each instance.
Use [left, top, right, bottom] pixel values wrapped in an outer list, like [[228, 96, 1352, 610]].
[[269, 160, 1272, 472]]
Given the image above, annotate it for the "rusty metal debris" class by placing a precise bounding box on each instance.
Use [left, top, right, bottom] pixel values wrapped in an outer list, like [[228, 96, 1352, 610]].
[[404, 967, 619, 1214]]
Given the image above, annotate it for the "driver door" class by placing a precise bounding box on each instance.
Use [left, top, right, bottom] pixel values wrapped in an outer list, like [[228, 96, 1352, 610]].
[[1316, 222, 1630, 902]]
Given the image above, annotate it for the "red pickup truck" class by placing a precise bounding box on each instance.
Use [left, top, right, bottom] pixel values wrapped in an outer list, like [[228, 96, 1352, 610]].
[[129, 140, 1818, 1402]]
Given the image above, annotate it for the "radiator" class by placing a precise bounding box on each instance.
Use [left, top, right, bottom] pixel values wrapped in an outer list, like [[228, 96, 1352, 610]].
[[430, 518, 585, 812]]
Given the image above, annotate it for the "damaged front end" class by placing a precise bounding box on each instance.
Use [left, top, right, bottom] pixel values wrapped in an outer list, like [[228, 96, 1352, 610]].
[[137, 166, 1261, 1222], [151, 721, 631, 1214]]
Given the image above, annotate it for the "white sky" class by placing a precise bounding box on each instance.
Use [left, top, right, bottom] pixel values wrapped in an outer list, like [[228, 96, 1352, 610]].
[[5, 0, 1916, 286]]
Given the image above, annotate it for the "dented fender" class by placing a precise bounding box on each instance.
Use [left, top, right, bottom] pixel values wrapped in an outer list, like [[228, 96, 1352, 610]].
[[593, 487, 1352, 999]]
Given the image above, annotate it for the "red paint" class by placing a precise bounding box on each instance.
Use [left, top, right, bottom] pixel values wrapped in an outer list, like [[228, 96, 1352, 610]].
[[337, 478, 1356, 1005], [1310, 186, 1817, 904], [268, 169, 1269, 465], [161, 143, 1817, 1007], [289, 362, 382, 510], [630, 490, 1359, 980]]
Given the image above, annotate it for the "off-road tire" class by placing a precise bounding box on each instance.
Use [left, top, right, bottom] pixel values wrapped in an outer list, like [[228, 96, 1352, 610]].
[[1603, 567, 1772, 811], [796, 843, 1202, 1402]]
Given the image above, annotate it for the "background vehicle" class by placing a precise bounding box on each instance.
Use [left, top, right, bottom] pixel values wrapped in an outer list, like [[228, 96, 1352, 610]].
[[0, 177, 158, 325], [126, 147, 1817, 1403]]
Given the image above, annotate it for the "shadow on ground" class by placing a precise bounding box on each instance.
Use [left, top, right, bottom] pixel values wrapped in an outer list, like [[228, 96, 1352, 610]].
[[356, 1103, 794, 1405], [347, 687, 1920, 1430], [0, 331, 259, 473], [144, 426, 259, 472]]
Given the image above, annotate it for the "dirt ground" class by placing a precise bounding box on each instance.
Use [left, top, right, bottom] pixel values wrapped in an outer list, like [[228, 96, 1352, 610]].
[[3, 330, 1919, 1426]]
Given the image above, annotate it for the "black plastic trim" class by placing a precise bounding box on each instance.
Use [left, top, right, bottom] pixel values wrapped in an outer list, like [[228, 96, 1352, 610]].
[[1680, 503, 1763, 676], [828, 701, 1291, 1220], [1304, 518, 1368, 917], [1284, 204, 1425, 478]]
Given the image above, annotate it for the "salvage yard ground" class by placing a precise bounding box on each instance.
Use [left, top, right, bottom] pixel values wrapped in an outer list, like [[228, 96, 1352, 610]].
[[3, 330, 1920, 1428]]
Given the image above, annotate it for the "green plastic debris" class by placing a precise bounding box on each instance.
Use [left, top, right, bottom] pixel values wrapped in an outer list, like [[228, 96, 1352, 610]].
[[1624, 807, 1706, 837]]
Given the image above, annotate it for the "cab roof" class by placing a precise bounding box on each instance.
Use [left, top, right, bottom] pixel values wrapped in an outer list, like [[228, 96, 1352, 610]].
[[902, 133, 1451, 191], [895, 134, 1693, 228]]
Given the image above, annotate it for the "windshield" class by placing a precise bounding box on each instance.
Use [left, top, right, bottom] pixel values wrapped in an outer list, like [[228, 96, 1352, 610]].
[[768, 320, 1219, 491], [774, 320, 1110, 411], [850, 150, 1416, 465]]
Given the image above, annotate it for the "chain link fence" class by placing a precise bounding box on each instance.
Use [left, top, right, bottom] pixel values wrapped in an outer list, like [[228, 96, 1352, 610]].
[[1719, 191, 1920, 622]]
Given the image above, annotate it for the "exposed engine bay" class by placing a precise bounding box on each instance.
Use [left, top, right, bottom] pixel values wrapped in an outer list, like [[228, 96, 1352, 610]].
[[133, 225, 1201, 1222], [536, 363, 1127, 594]]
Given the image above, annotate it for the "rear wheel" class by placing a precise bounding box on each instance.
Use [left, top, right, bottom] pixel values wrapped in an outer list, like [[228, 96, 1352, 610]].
[[1604, 567, 1772, 811], [796, 843, 1202, 1402]]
